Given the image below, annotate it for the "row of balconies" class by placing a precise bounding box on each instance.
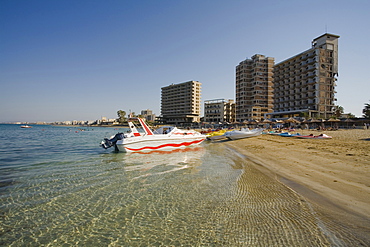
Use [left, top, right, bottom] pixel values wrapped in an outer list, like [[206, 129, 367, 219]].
[[274, 84, 316, 92], [162, 106, 200, 111], [236, 87, 270, 92], [275, 100, 317, 108], [205, 110, 225, 114], [162, 105, 200, 111], [274, 105, 317, 112], [162, 96, 200, 101], [273, 77, 318, 87], [163, 86, 200, 92], [275, 89, 316, 98], [274, 71, 318, 80], [162, 91, 200, 96], [236, 68, 273, 75], [275, 51, 316, 68], [274, 70, 315, 78], [276, 94, 316, 103], [162, 87, 199, 91], [275, 88, 317, 96], [274, 63, 318, 75]]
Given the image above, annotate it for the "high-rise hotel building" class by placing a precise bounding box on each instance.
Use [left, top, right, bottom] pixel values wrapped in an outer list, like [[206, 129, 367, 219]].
[[235, 54, 274, 122], [272, 33, 339, 119], [160, 80, 201, 124]]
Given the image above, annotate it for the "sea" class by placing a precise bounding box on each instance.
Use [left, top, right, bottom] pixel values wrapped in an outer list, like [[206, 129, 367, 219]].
[[0, 124, 368, 246]]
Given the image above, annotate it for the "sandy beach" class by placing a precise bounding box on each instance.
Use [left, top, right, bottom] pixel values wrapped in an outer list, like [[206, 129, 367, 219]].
[[223, 129, 370, 236]]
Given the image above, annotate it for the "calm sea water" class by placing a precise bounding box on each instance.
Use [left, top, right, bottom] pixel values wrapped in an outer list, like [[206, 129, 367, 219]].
[[0, 124, 368, 246]]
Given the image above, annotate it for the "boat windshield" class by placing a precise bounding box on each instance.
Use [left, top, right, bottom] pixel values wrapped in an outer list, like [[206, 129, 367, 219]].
[[153, 126, 174, 134]]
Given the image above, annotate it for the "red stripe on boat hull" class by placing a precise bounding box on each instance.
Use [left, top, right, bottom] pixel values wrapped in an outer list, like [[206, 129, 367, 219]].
[[124, 139, 205, 152]]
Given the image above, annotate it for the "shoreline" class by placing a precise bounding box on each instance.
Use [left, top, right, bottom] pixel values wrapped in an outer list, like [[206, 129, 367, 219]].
[[223, 129, 370, 239]]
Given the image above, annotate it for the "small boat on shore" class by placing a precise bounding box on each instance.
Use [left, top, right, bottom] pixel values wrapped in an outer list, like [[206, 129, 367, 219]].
[[278, 132, 301, 137], [223, 128, 263, 140], [101, 118, 206, 152], [296, 133, 332, 139], [206, 129, 230, 140], [21, 125, 32, 128]]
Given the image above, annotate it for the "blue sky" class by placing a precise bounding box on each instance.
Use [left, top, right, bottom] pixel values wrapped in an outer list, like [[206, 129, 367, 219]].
[[1, 0, 369, 122]]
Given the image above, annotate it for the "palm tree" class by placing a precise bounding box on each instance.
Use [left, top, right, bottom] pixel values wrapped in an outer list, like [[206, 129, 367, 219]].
[[333, 105, 344, 118], [363, 102, 370, 119], [117, 110, 126, 124]]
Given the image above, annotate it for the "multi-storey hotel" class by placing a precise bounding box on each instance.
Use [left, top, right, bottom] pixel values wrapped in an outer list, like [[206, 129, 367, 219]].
[[272, 33, 339, 119], [235, 54, 274, 122], [204, 99, 235, 123], [160, 80, 201, 124]]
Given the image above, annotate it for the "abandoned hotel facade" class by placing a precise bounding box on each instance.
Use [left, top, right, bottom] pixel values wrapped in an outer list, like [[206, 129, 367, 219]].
[[236, 33, 340, 122], [160, 80, 202, 124]]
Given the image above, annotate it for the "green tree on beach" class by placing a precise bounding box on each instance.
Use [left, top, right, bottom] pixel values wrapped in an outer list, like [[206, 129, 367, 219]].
[[363, 102, 370, 118], [333, 105, 344, 118], [117, 110, 126, 124]]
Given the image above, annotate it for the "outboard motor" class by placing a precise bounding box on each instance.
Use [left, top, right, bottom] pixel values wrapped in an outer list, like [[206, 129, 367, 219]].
[[101, 133, 125, 150]]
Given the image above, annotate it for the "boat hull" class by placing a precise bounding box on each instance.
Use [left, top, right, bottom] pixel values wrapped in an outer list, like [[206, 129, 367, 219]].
[[224, 129, 263, 140], [116, 136, 206, 152]]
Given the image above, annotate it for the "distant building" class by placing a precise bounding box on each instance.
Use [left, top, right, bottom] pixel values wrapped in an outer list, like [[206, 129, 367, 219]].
[[160, 80, 201, 124], [204, 99, 235, 123], [271, 33, 340, 119], [141, 109, 156, 122], [236, 54, 274, 122], [99, 117, 118, 125]]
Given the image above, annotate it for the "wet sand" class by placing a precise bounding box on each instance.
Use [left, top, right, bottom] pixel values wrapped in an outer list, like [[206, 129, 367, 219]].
[[223, 129, 370, 241]]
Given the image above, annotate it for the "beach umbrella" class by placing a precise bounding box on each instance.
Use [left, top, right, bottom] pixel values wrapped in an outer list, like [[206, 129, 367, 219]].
[[284, 117, 300, 128], [262, 119, 272, 129], [318, 119, 326, 129], [305, 119, 320, 129], [344, 118, 354, 128], [285, 117, 301, 123], [308, 119, 319, 123], [327, 118, 340, 128]]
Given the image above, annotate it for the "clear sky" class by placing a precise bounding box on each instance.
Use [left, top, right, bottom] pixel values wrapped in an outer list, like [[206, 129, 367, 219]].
[[1, 0, 369, 122]]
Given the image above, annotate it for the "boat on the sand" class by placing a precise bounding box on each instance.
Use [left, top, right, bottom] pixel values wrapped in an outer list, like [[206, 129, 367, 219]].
[[223, 128, 263, 140], [101, 118, 206, 152], [278, 132, 301, 137], [296, 133, 332, 139], [206, 129, 230, 140]]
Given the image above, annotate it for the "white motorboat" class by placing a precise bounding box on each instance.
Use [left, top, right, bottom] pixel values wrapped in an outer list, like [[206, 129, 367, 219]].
[[20, 125, 32, 128], [101, 118, 206, 152], [223, 128, 263, 140]]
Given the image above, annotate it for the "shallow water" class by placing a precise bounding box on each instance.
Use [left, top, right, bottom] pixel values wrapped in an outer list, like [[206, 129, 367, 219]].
[[0, 124, 367, 246]]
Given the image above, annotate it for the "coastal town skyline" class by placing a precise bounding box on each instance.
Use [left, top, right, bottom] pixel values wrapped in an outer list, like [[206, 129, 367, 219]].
[[1, 0, 370, 122]]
